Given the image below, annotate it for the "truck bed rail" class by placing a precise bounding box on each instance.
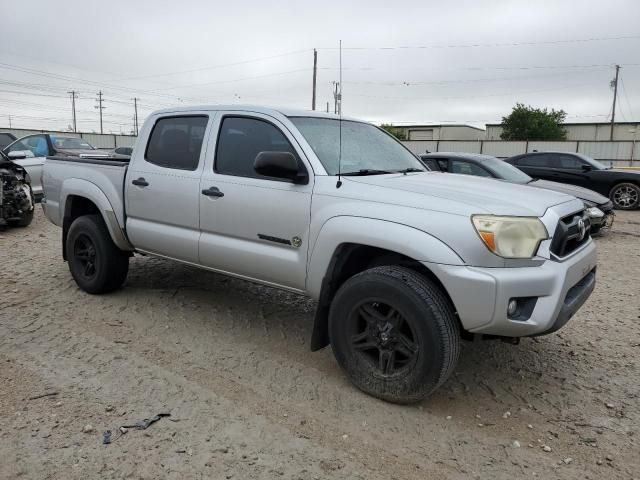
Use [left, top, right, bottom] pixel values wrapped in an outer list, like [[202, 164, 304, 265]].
[[47, 155, 130, 167]]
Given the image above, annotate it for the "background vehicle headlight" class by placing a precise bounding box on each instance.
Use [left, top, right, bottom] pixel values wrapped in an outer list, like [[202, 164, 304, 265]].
[[585, 206, 604, 218], [472, 215, 548, 259]]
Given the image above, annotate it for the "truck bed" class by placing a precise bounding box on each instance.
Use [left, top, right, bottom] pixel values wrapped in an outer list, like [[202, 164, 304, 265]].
[[43, 155, 129, 231]]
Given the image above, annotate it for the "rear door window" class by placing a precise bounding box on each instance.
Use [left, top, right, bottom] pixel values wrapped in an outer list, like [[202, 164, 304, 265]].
[[519, 154, 551, 167], [145, 116, 208, 170], [556, 155, 583, 169]]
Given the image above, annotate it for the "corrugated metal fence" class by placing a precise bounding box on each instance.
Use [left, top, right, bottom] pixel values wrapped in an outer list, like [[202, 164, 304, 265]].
[[402, 140, 639, 166], [3, 128, 136, 149]]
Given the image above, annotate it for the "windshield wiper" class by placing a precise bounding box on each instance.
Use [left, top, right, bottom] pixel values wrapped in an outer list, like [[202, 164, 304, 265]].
[[394, 168, 425, 174], [341, 169, 393, 176]]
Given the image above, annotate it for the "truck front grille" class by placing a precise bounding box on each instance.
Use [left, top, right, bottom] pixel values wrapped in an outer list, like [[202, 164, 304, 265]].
[[550, 210, 591, 258]]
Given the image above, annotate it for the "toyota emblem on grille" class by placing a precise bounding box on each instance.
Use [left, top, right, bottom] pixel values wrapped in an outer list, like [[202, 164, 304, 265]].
[[577, 218, 586, 241]]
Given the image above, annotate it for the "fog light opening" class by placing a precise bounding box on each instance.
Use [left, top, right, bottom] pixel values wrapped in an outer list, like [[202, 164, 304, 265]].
[[507, 299, 518, 317]]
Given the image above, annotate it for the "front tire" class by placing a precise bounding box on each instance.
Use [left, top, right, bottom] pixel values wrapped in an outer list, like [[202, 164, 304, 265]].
[[610, 182, 640, 210], [66, 214, 129, 294], [328, 266, 460, 404]]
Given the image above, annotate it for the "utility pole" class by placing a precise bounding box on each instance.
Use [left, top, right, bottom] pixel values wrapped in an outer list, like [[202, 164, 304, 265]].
[[95, 91, 105, 134], [132, 97, 139, 136], [312, 49, 317, 110], [610, 64, 620, 141], [68, 90, 78, 132], [326, 101, 329, 113], [332, 81, 340, 114]]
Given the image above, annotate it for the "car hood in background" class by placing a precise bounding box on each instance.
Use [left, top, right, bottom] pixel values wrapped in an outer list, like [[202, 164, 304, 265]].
[[529, 179, 610, 205], [346, 172, 576, 217]]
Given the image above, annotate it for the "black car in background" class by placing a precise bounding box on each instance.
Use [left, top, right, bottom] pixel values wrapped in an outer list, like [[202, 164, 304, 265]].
[[420, 152, 614, 233], [505, 151, 640, 210]]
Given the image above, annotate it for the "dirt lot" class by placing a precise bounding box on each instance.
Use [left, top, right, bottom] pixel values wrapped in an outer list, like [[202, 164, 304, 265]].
[[0, 209, 638, 480]]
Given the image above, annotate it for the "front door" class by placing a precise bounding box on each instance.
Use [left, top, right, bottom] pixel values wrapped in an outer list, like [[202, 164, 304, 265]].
[[548, 154, 592, 188], [198, 114, 313, 291], [125, 114, 211, 263]]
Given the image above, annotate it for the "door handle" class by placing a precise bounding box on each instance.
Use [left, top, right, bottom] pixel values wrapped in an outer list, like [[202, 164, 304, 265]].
[[202, 186, 224, 198], [132, 177, 149, 187]]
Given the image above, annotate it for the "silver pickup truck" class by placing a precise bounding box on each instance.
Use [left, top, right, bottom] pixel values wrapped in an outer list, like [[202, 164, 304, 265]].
[[42, 106, 597, 403]]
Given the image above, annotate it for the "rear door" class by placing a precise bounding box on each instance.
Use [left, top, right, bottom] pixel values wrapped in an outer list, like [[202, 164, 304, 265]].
[[198, 113, 313, 291], [546, 154, 592, 188], [125, 114, 212, 263]]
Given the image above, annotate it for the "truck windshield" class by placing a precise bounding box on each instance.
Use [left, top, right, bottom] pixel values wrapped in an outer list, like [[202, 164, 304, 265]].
[[289, 117, 424, 175]]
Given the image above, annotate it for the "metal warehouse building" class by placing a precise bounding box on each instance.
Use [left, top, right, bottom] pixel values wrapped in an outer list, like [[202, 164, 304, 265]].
[[486, 121, 640, 141], [398, 124, 486, 141]]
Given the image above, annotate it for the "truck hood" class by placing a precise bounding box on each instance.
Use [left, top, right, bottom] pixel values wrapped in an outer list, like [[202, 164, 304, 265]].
[[346, 172, 575, 217], [529, 179, 609, 205]]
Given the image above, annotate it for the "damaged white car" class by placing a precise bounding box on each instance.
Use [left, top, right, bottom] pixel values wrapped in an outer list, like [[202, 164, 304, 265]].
[[0, 150, 35, 229]]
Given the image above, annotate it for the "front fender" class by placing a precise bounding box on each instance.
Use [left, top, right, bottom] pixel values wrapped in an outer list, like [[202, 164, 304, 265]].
[[61, 178, 133, 251], [306, 216, 464, 299]]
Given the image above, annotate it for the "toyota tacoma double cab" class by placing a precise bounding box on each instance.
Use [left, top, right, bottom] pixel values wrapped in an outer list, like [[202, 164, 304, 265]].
[[41, 106, 597, 403]]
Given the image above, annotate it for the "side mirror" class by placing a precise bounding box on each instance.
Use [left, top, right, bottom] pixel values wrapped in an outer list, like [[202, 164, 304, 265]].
[[254, 151, 308, 184], [8, 151, 28, 160], [581, 164, 592, 172]]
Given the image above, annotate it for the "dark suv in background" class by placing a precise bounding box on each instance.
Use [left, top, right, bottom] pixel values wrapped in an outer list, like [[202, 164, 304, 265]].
[[506, 151, 640, 210]]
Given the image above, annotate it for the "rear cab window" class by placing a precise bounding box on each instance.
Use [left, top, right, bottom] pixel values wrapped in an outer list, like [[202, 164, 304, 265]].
[[145, 116, 208, 170]]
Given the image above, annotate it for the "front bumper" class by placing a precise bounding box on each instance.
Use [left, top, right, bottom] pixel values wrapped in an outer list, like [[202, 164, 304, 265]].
[[428, 239, 597, 337], [588, 207, 615, 232]]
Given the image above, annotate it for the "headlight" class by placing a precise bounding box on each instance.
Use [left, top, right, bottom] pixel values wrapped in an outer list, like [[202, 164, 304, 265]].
[[585, 206, 604, 219], [472, 215, 548, 259]]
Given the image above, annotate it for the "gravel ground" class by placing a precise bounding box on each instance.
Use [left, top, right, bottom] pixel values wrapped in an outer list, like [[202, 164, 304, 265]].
[[0, 208, 638, 480]]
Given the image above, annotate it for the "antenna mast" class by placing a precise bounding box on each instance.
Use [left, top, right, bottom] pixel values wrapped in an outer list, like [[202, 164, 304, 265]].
[[336, 40, 343, 188]]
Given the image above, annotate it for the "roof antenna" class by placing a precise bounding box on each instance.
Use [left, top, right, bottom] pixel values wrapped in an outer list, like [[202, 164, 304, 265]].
[[336, 39, 343, 189]]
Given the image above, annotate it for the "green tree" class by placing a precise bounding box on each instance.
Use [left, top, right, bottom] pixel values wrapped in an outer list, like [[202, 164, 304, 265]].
[[500, 103, 567, 141], [380, 123, 407, 140]]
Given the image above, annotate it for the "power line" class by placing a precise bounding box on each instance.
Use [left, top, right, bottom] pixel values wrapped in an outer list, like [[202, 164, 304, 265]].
[[342, 68, 611, 88], [150, 68, 312, 92], [112, 48, 310, 83], [317, 34, 640, 51], [619, 78, 636, 120], [350, 81, 600, 101]]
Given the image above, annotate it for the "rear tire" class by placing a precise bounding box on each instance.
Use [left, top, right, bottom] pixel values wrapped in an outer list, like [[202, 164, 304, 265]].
[[328, 266, 460, 404], [66, 214, 129, 294], [610, 182, 640, 210]]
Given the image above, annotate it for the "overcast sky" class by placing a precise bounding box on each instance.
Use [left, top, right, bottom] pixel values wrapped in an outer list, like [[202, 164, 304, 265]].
[[1, 0, 639, 133]]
